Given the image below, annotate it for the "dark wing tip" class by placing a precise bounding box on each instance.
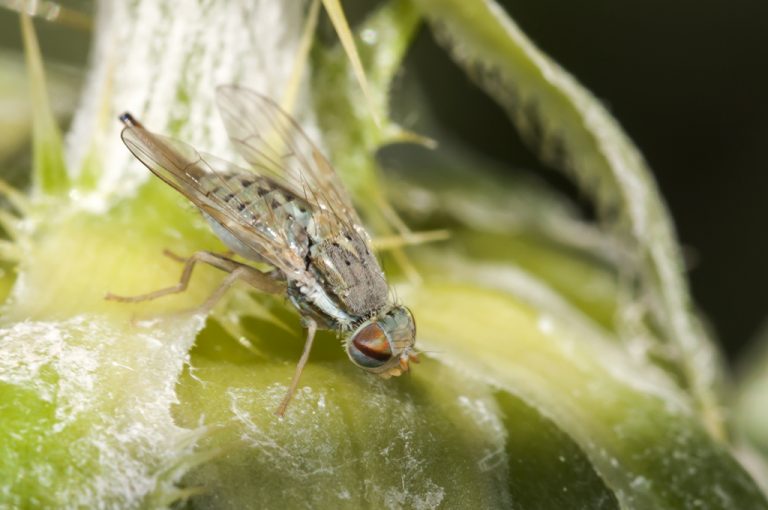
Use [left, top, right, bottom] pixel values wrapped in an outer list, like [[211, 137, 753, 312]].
[[119, 112, 141, 128]]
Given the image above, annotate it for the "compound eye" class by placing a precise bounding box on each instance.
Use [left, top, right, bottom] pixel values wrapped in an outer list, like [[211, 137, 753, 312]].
[[348, 322, 393, 369]]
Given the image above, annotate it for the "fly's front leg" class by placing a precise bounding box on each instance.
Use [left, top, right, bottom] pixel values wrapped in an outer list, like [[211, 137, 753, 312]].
[[276, 318, 318, 417]]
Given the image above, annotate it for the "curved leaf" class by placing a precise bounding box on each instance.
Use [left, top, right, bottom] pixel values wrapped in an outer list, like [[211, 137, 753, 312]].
[[406, 275, 767, 509], [0, 315, 205, 508], [171, 313, 618, 509], [411, 0, 726, 435]]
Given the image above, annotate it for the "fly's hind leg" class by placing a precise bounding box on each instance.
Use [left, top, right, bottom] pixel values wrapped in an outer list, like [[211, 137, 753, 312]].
[[161, 249, 190, 264], [192, 263, 283, 315], [162, 248, 233, 264], [105, 251, 283, 307], [106, 251, 231, 303]]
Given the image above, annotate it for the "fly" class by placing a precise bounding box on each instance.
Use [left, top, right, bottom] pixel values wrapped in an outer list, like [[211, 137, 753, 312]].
[[106, 85, 418, 416]]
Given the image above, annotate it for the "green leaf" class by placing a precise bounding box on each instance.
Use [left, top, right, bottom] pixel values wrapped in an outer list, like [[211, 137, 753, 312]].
[[174, 346, 511, 507], [411, 0, 726, 435], [383, 147, 620, 328], [735, 325, 768, 462], [171, 311, 619, 509], [497, 392, 618, 509], [405, 277, 767, 509], [3, 0, 763, 507], [0, 180, 230, 506], [0, 315, 207, 508]]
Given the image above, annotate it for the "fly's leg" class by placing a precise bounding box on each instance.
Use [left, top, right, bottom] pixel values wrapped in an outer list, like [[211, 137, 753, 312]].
[[276, 318, 318, 417], [161, 249, 189, 263], [105, 251, 282, 304], [192, 264, 282, 314], [106, 251, 232, 303], [162, 249, 233, 263]]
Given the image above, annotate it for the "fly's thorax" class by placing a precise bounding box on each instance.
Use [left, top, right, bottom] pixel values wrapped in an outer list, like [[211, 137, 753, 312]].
[[346, 306, 417, 378], [286, 280, 352, 330], [308, 229, 389, 317]]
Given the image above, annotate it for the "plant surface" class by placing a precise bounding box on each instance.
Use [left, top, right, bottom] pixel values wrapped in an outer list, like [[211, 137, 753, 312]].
[[1, 1, 767, 509]]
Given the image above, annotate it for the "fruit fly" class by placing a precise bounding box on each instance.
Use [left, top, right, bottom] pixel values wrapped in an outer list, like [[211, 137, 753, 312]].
[[106, 86, 418, 415]]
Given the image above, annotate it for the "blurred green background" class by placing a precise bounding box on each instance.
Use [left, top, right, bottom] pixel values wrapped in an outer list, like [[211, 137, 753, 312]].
[[1, 0, 766, 360]]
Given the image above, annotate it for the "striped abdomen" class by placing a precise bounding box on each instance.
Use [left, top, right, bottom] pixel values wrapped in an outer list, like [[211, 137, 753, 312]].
[[198, 172, 312, 263]]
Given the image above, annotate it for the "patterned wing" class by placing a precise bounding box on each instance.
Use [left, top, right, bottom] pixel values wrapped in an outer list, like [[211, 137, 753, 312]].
[[215, 85, 365, 239], [120, 120, 307, 279]]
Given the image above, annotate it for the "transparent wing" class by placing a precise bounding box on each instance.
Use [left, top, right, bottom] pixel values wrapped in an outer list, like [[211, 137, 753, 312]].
[[121, 123, 307, 278], [215, 85, 364, 236]]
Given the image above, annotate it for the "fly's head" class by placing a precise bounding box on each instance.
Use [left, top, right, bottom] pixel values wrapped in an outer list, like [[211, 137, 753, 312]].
[[345, 306, 418, 378]]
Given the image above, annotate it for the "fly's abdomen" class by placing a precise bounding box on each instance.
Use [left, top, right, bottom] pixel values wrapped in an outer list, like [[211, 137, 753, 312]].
[[198, 172, 312, 262]]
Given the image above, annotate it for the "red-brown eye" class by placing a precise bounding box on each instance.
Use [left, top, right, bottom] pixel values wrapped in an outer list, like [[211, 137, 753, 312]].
[[347, 322, 393, 368]]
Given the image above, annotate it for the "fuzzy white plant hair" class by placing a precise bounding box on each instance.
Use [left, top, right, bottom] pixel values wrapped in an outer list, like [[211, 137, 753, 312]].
[[65, 0, 308, 208]]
